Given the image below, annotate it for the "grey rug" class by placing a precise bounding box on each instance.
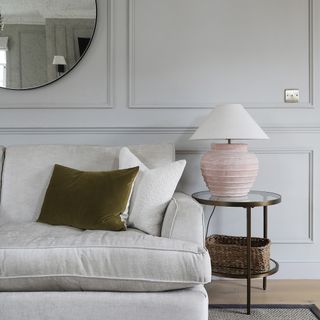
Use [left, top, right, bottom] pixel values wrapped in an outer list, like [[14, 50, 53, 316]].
[[209, 305, 320, 319]]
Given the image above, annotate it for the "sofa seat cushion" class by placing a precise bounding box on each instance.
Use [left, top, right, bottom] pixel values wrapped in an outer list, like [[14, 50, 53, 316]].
[[0, 223, 211, 292]]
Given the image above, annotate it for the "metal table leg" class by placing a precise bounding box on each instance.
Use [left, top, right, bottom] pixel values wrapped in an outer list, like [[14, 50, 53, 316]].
[[263, 206, 268, 290], [247, 207, 252, 315], [205, 206, 216, 239]]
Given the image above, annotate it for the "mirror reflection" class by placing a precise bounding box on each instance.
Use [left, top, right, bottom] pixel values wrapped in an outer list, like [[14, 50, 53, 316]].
[[0, 0, 97, 90]]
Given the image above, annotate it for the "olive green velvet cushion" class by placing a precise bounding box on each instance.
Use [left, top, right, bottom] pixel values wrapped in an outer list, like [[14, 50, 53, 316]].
[[38, 164, 139, 231]]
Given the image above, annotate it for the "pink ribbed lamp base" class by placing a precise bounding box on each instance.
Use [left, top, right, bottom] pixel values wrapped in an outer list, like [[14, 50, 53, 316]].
[[201, 143, 258, 197]]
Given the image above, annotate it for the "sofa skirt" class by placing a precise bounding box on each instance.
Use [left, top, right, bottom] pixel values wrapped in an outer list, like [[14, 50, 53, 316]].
[[0, 285, 208, 320]]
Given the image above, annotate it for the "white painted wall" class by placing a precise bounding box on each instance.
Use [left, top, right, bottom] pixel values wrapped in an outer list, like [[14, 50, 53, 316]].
[[0, 0, 319, 278]]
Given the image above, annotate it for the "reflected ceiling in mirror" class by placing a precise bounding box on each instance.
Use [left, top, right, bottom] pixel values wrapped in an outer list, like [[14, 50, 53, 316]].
[[0, 0, 97, 90]]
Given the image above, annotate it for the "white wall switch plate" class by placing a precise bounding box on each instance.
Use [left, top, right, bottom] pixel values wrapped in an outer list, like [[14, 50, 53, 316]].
[[284, 89, 299, 103]]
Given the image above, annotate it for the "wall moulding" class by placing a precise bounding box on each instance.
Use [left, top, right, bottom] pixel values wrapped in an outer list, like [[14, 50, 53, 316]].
[[0, 125, 314, 245], [128, 0, 315, 110], [176, 148, 315, 245], [0, 126, 194, 135], [0, 0, 114, 109], [0, 125, 320, 135]]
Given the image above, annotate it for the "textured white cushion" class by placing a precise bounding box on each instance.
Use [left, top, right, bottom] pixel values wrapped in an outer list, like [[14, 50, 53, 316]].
[[0, 144, 174, 224], [0, 223, 211, 292], [119, 147, 186, 236]]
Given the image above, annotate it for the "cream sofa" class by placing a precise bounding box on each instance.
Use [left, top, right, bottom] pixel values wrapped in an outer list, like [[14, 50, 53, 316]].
[[0, 144, 211, 320]]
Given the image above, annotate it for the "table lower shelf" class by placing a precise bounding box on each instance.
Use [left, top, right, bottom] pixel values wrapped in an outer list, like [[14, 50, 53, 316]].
[[211, 258, 279, 279]]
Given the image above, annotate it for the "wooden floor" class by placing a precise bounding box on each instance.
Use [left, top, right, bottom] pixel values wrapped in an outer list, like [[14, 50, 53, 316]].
[[206, 280, 320, 307]]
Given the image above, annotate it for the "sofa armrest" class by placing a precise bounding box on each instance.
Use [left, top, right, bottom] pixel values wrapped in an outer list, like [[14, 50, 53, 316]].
[[161, 192, 205, 246]]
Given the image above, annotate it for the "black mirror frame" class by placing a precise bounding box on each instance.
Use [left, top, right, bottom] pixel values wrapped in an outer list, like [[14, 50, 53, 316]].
[[0, 0, 98, 91]]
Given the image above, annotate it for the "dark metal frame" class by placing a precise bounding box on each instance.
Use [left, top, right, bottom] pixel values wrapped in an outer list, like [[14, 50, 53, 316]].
[[192, 190, 282, 315], [211, 258, 279, 279], [0, 0, 98, 91]]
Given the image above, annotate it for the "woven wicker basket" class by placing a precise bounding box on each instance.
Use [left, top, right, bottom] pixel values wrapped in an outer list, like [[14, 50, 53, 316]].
[[206, 234, 271, 272]]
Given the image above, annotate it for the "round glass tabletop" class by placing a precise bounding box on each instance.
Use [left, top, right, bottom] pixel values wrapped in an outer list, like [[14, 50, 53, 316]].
[[192, 190, 281, 208]]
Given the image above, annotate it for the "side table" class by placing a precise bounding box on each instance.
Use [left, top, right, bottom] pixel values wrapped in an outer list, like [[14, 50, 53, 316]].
[[192, 190, 281, 315]]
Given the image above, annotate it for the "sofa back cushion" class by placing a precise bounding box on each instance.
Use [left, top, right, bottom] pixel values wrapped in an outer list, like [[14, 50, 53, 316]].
[[0, 144, 174, 224]]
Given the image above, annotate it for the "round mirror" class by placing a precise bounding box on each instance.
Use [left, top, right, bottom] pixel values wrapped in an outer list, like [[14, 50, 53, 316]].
[[0, 0, 97, 90]]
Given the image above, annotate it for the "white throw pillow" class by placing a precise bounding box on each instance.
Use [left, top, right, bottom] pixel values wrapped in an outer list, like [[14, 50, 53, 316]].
[[119, 147, 186, 236]]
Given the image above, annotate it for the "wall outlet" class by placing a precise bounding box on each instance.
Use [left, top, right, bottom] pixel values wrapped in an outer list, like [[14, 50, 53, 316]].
[[284, 89, 299, 103]]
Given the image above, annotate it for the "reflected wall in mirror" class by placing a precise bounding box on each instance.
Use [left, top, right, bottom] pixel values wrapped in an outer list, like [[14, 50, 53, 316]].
[[0, 0, 97, 90]]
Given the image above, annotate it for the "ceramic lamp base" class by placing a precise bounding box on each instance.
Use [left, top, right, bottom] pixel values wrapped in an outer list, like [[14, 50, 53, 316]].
[[201, 143, 258, 197]]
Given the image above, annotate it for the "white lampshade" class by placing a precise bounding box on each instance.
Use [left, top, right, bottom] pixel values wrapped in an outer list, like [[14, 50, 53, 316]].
[[52, 55, 67, 65], [190, 104, 269, 140]]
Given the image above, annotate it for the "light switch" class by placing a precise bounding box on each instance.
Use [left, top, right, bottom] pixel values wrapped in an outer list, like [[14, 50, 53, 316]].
[[284, 89, 299, 103]]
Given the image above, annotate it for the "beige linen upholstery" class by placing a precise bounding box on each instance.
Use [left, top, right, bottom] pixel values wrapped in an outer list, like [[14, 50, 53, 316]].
[[0, 143, 210, 320], [0, 144, 174, 224], [0, 286, 208, 320], [162, 192, 205, 246], [0, 222, 211, 291]]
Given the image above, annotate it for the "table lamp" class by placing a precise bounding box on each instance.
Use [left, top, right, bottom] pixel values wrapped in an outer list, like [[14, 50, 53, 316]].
[[52, 55, 67, 76], [190, 104, 269, 197]]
